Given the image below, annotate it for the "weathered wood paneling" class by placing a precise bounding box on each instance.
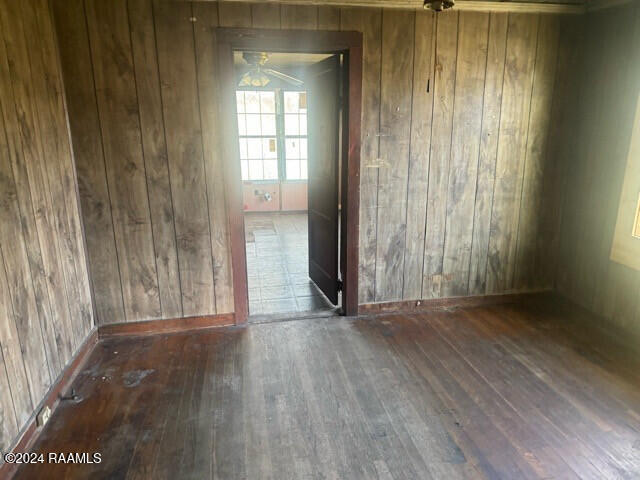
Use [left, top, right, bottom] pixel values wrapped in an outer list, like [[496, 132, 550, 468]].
[[557, 2, 640, 340], [85, 0, 162, 320], [281, 4, 318, 29], [441, 12, 489, 297], [486, 13, 539, 294], [128, 0, 183, 319], [218, 1, 252, 27], [154, 0, 217, 317], [251, 3, 281, 28], [514, 15, 559, 290], [0, 0, 94, 456], [0, 1, 53, 406], [468, 13, 508, 295], [318, 6, 341, 30], [52, 0, 124, 324], [402, 11, 435, 300], [422, 10, 458, 300], [340, 7, 382, 304], [193, 2, 235, 314], [374, 10, 415, 301], [54, 1, 572, 320]]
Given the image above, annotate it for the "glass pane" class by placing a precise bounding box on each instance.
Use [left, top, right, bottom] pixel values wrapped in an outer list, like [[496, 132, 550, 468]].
[[241, 160, 248, 180], [286, 138, 300, 159], [285, 114, 299, 135], [247, 138, 262, 159], [246, 114, 261, 135], [263, 138, 277, 159], [284, 92, 299, 113], [286, 160, 300, 180], [263, 159, 278, 180], [236, 92, 245, 113], [238, 138, 248, 159], [299, 92, 307, 112], [245, 91, 260, 113], [248, 160, 263, 180], [260, 91, 275, 113], [261, 114, 276, 136], [300, 160, 308, 179], [300, 138, 308, 159], [237, 114, 246, 136], [299, 114, 307, 135]]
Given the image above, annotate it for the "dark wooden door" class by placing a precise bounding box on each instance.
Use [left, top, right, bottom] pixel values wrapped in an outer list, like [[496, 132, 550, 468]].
[[306, 55, 341, 305]]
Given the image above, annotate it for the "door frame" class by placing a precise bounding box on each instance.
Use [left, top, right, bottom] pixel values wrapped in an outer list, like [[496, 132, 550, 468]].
[[217, 28, 362, 324]]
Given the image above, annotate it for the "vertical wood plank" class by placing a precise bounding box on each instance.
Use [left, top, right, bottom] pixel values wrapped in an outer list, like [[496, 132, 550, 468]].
[[85, 0, 161, 321], [154, 0, 216, 316], [0, 1, 53, 400], [539, 16, 582, 290], [468, 12, 508, 295], [441, 11, 490, 297], [218, 1, 252, 27], [0, 147, 33, 428], [193, 1, 234, 314], [374, 9, 415, 301], [281, 5, 318, 29], [318, 6, 340, 30], [340, 8, 382, 304], [251, 3, 281, 29], [486, 13, 539, 294], [422, 11, 458, 299], [0, 249, 20, 452], [0, 0, 95, 454], [0, 0, 66, 377], [402, 11, 435, 300], [27, 0, 92, 354], [19, 0, 76, 363], [128, 0, 183, 319], [0, 106, 50, 410], [514, 15, 560, 291], [0, 342, 18, 452], [51, 0, 125, 325], [36, 0, 94, 342]]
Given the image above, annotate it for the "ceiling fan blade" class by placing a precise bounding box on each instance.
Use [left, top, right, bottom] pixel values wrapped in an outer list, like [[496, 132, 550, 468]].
[[263, 68, 304, 87]]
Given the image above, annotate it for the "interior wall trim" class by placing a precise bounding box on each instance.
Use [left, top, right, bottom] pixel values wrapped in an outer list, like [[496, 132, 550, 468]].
[[201, 0, 587, 14], [359, 290, 552, 315], [98, 313, 236, 338], [0, 328, 99, 479]]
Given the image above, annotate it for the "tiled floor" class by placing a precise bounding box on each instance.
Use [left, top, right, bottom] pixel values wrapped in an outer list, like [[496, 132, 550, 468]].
[[244, 212, 336, 318]]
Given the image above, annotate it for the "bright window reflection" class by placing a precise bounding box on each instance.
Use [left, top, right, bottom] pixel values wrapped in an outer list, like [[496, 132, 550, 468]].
[[283, 91, 308, 180], [236, 90, 278, 181], [236, 90, 307, 181]]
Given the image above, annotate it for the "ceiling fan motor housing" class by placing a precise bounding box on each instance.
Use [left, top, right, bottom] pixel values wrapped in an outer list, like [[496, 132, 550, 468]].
[[424, 0, 455, 11]]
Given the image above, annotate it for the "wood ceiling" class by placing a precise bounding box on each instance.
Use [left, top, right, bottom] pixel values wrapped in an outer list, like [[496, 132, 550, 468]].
[[209, 0, 634, 14]]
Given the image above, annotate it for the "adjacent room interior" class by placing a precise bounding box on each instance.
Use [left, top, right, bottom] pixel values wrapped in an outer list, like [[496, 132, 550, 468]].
[[234, 51, 343, 319], [1, 0, 640, 478]]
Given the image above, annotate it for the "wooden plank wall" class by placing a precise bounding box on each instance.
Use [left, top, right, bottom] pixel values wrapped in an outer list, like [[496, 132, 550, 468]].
[[556, 2, 640, 339], [0, 0, 94, 454], [52, 0, 575, 323]]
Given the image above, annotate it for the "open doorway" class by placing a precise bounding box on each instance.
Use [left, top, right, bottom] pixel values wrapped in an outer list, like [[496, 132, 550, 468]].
[[235, 52, 341, 320], [217, 29, 362, 325]]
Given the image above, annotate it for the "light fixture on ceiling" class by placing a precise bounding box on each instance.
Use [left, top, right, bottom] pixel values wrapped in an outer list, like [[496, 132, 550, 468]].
[[423, 0, 455, 11], [238, 52, 304, 88]]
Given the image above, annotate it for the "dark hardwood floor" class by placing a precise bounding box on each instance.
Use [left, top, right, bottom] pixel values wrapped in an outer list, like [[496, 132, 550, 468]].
[[14, 299, 640, 479]]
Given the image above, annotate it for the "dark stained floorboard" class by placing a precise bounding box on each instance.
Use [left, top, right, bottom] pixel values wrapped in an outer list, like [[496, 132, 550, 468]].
[[14, 300, 640, 479]]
